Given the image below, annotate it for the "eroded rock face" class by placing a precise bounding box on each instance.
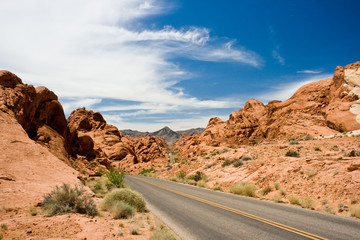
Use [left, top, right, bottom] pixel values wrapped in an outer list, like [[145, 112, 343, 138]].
[[0, 71, 69, 161], [174, 62, 360, 157]]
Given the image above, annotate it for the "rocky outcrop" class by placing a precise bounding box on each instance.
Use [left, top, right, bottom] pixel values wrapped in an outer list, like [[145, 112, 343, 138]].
[[174, 62, 360, 157], [0, 71, 169, 175], [0, 71, 69, 162], [67, 108, 169, 168]]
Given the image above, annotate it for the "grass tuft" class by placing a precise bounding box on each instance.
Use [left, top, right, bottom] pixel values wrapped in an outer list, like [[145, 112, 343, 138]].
[[300, 197, 315, 209], [233, 160, 244, 167], [285, 151, 300, 157], [230, 182, 257, 197], [150, 228, 177, 240], [109, 201, 135, 219], [42, 184, 98, 217], [261, 185, 272, 195], [288, 195, 300, 205]]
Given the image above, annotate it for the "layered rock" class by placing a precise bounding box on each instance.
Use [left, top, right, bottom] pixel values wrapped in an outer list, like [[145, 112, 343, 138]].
[[174, 62, 360, 157]]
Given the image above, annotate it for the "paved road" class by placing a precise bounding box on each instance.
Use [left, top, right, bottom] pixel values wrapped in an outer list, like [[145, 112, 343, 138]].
[[125, 175, 360, 240]]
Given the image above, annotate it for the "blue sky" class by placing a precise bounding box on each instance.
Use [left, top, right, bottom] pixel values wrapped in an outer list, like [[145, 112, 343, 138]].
[[1, 0, 359, 131]]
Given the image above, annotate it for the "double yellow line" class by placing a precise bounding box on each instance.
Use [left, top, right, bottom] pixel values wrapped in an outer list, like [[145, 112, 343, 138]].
[[134, 177, 328, 240]]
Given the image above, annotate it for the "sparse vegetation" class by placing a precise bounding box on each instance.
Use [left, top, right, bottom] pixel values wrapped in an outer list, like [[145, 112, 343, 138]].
[[42, 184, 98, 217], [150, 228, 177, 240], [139, 168, 155, 176], [101, 188, 146, 212], [350, 205, 360, 218], [0, 224, 7, 231], [288, 195, 300, 205], [261, 185, 272, 195], [285, 151, 300, 157], [274, 182, 279, 190], [205, 162, 216, 169], [109, 201, 135, 219], [130, 225, 140, 235], [314, 147, 321, 151], [29, 206, 38, 216], [289, 139, 299, 145], [177, 171, 186, 180], [230, 182, 257, 197], [240, 155, 253, 161], [351, 197, 358, 205], [213, 185, 223, 191], [233, 159, 244, 167], [222, 158, 233, 167], [300, 197, 315, 209], [188, 171, 207, 182], [197, 180, 208, 188]]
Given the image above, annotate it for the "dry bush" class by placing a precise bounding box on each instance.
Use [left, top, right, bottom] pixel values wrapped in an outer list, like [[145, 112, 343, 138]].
[[197, 180, 208, 188], [230, 182, 257, 197], [150, 228, 177, 240], [42, 184, 98, 217], [110, 201, 135, 219], [288, 195, 300, 205], [350, 205, 360, 218], [300, 197, 315, 209]]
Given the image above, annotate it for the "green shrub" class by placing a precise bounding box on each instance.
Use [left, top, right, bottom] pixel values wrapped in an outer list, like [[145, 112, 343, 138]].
[[230, 182, 257, 197], [188, 171, 206, 182], [222, 159, 233, 167], [42, 184, 98, 217], [261, 186, 272, 195], [285, 151, 300, 157], [109, 201, 135, 219], [233, 160, 244, 167], [288, 195, 300, 205], [177, 171, 187, 180], [106, 167, 125, 188], [101, 188, 146, 212], [350, 205, 360, 218], [314, 147, 321, 151], [300, 197, 315, 209], [150, 228, 177, 240]]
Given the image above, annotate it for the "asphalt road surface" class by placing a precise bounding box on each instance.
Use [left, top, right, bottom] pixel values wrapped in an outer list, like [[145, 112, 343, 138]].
[[125, 175, 360, 240]]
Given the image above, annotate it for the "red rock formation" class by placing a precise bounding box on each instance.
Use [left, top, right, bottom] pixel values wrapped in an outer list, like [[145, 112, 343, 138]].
[[67, 108, 169, 170], [174, 62, 360, 157]]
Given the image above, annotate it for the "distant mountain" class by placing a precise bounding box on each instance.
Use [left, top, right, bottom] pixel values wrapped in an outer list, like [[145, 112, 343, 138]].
[[120, 126, 205, 145]]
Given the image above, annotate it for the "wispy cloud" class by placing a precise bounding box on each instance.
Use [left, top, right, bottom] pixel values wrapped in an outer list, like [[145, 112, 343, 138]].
[[257, 74, 332, 103], [0, 0, 260, 131], [296, 70, 322, 74], [269, 26, 285, 65]]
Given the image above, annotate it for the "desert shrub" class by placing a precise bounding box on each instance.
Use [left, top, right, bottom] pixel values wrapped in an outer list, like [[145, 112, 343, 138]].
[[300, 197, 315, 209], [177, 171, 187, 180], [279, 188, 286, 196], [240, 155, 253, 161], [261, 185, 272, 195], [324, 207, 335, 214], [213, 185, 223, 191], [188, 171, 206, 182], [304, 135, 314, 141], [197, 180, 208, 188], [139, 168, 155, 176], [233, 160, 244, 167], [205, 162, 216, 169], [0, 224, 7, 231], [42, 184, 98, 217], [29, 206, 38, 216], [288, 195, 300, 205], [109, 201, 135, 219], [314, 147, 321, 151], [187, 179, 197, 185], [150, 228, 177, 240], [272, 193, 284, 203], [305, 168, 317, 178], [101, 188, 146, 212], [274, 182, 279, 190], [222, 159, 233, 167], [130, 225, 140, 235], [289, 139, 299, 145], [350, 205, 360, 218], [351, 197, 358, 205], [230, 182, 257, 197], [285, 151, 300, 157], [106, 167, 125, 188], [220, 149, 229, 154]]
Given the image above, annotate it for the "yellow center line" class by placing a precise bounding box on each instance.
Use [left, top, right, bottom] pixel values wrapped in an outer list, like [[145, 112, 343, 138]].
[[133, 176, 329, 240]]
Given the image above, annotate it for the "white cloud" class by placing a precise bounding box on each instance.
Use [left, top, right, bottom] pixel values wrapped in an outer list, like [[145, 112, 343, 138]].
[[0, 0, 260, 130], [296, 70, 322, 74], [257, 74, 332, 102]]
